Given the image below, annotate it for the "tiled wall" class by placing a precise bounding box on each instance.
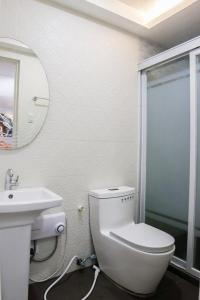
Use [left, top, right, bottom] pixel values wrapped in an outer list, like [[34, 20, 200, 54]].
[[0, 0, 161, 280]]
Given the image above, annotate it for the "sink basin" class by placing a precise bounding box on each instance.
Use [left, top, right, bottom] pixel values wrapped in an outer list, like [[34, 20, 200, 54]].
[[0, 187, 62, 213], [0, 187, 62, 300]]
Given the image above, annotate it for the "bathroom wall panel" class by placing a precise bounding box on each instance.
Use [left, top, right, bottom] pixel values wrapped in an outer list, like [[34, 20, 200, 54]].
[[0, 0, 161, 279]]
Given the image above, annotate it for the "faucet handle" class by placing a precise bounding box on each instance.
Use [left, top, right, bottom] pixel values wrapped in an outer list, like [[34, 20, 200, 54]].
[[7, 168, 13, 177]]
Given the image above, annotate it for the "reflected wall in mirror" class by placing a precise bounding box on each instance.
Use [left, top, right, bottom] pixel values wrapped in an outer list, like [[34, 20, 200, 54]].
[[0, 38, 49, 149]]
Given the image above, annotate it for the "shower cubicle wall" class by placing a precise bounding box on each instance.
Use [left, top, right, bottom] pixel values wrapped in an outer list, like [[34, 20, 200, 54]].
[[139, 37, 200, 278]]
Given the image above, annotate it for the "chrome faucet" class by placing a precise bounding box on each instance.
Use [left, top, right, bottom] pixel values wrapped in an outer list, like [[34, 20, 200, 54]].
[[5, 169, 19, 190]]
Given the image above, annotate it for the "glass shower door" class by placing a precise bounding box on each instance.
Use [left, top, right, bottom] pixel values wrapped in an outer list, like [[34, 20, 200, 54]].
[[141, 46, 200, 278], [144, 56, 190, 262]]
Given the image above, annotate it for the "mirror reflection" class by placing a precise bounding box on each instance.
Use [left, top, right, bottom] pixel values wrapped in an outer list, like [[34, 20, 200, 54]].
[[0, 38, 49, 149]]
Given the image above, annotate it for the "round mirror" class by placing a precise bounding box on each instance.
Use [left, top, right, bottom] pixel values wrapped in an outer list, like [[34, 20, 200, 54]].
[[0, 38, 49, 149]]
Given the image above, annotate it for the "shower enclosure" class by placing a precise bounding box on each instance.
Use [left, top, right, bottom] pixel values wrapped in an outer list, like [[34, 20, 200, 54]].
[[139, 37, 200, 278]]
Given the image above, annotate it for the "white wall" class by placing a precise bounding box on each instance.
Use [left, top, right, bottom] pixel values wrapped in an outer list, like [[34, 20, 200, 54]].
[[0, 0, 161, 280]]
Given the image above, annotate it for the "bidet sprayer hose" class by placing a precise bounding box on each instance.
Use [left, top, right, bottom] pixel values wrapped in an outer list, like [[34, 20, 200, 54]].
[[44, 256, 100, 300], [81, 265, 100, 300], [44, 256, 78, 300]]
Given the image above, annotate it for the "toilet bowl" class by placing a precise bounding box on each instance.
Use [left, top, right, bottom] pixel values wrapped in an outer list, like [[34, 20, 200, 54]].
[[89, 186, 175, 296]]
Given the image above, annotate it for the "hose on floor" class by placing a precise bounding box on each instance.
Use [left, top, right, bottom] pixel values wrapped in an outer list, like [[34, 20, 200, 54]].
[[44, 256, 100, 300], [81, 266, 100, 300]]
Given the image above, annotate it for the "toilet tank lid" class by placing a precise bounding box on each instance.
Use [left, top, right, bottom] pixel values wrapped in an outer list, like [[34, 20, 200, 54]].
[[89, 186, 135, 198]]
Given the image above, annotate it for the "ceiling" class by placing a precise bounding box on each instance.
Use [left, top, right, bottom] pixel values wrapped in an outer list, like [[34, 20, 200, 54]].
[[118, 0, 197, 27], [120, 0, 156, 12], [49, 0, 200, 48]]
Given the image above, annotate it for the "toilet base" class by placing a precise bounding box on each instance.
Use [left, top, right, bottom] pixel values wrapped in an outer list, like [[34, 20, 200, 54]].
[[103, 272, 157, 298]]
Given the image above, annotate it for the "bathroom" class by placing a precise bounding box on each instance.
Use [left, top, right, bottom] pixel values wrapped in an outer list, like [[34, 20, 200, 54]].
[[0, 0, 199, 299]]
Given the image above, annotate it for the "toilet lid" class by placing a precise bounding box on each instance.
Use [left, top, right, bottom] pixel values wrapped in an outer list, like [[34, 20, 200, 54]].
[[110, 223, 175, 253]]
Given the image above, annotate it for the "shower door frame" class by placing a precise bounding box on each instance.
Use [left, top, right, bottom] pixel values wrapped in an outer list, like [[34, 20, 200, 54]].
[[138, 36, 200, 278]]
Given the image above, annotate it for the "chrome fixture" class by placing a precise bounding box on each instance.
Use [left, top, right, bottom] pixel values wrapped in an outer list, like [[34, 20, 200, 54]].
[[5, 169, 19, 190]]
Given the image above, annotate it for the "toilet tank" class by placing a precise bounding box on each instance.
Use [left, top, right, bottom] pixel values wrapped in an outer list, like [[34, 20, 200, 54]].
[[89, 186, 135, 231]]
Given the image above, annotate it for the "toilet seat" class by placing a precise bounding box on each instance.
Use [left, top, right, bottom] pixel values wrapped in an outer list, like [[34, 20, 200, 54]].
[[110, 223, 175, 253]]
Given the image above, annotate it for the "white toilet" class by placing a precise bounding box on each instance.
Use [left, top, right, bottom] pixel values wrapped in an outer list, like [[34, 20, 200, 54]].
[[89, 186, 175, 296]]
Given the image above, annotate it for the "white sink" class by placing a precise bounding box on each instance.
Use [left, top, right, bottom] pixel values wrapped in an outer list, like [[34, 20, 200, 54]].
[[0, 187, 62, 300], [0, 187, 62, 213]]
